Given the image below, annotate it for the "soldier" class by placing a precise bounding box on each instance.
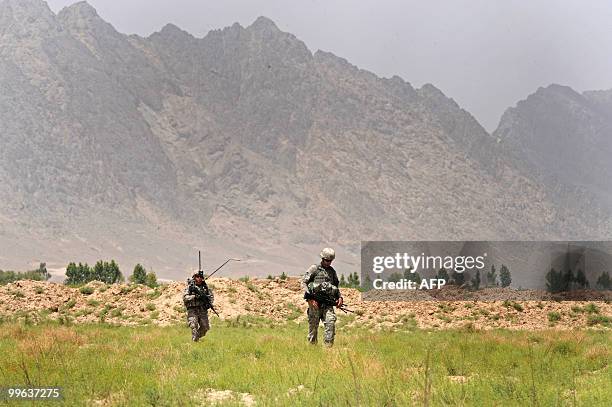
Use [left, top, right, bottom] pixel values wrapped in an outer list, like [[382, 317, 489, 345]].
[[183, 271, 214, 342], [302, 247, 343, 347]]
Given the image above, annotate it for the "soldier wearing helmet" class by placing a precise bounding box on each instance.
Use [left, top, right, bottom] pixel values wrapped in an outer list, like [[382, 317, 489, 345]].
[[183, 271, 214, 342], [302, 247, 343, 346]]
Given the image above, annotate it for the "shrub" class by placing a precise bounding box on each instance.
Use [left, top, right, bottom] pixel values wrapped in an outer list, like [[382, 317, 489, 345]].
[[130, 264, 147, 284], [79, 286, 94, 295], [584, 303, 600, 314], [144, 272, 158, 288], [548, 312, 561, 323], [146, 289, 162, 300], [11, 290, 25, 298], [586, 315, 610, 327], [512, 302, 524, 312]]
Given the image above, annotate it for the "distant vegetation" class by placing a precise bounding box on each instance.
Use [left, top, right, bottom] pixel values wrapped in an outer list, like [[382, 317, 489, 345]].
[[65, 260, 123, 285], [596, 271, 611, 290], [499, 265, 512, 288], [64, 261, 159, 287], [129, 264, 158, 288], [0, 263, 50, 285], [545, 268, 612, 293], [339, 272, 360, 288]]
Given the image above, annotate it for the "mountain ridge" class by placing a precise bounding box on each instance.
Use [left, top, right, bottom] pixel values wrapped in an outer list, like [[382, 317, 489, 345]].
[[1, 0, 611, 278]]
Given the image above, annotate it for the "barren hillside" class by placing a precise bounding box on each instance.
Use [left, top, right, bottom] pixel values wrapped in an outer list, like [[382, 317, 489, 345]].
[[1, 279, 610, 331]]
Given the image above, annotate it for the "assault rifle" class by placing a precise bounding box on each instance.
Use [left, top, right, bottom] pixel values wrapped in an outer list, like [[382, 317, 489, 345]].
[[188, 279, 219, 317], [191, 251, 241, 317], [337, 305, 356, 314]]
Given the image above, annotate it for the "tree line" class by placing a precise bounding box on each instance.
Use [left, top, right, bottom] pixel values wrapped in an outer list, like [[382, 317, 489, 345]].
[[0, 263, 50, 285], [65, 261, 158, 288], [546, 268, 610, 292]]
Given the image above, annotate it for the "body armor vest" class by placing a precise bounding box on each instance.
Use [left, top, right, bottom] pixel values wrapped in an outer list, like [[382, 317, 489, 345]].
[[313, 266, 332, 284], [309, 266, 339, 305]]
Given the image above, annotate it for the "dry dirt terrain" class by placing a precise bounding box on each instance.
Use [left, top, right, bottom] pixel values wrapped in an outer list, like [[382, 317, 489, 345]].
[[1, 278, 610, 331]]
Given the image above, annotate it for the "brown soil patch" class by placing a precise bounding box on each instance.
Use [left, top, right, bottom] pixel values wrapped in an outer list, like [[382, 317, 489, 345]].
[[0, 279, 610, 330]]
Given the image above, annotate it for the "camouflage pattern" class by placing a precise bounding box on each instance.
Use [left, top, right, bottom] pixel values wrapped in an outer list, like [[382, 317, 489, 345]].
[[302, 264, 340, 303], [307, 303, 336, 345], [186, 306, 210, 342], [183, 280, 214, 342], [303, 261, 341, 346], [320, 247, 336, 260]]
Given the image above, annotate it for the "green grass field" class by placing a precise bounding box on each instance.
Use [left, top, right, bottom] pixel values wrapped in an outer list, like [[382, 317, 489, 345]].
[[0, 317, 610, 406]]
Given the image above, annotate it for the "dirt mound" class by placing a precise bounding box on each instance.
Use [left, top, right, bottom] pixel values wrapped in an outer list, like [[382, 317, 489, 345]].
[[0, 279, 610, 330]]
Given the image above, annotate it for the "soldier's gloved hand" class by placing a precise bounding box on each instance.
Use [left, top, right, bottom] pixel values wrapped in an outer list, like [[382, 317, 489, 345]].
[[336, 297, 344, 307], [307, 299, 319, 310], [184, 295, 196, 301]]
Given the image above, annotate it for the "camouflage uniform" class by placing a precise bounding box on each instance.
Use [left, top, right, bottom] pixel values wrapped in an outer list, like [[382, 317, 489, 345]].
[[183, 278, 214, 342], [302, 263, 341, 346]]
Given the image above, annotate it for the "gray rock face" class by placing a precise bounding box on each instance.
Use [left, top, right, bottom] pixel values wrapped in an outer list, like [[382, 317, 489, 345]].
[[494, 84, 612, 212], [0, 1, 610, 275]]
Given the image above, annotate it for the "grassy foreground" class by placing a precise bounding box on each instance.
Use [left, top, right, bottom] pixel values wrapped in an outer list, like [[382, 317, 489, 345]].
[[0, 318, 610, 406]]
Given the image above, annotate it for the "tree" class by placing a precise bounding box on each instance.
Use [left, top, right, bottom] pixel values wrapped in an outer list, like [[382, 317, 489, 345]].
[[347, 272, 360, 287], [37, 263, 50, 280], [87, 260, 123, 284], [404, 268, 422, 284], [339, 274, 347, 287], [65, 262, 92, 285], [388, 272, 403, 283], [596, 271, 611, 290], [500, 264, 512, 288], [437, 267, 449, 282], [364, 275, 373, 290], [280, 272, 287, 281], [93, 261, 105, 282], [546, 268, 563, 293], [471, 270, 481, 290], [130, 264, 147, 284], [562, 268, 574, 291], [574, 269, 588, 289], [487, 265, 497, 286], [452, 270, 465, 286], [145, 272, 158, 288], [65, 262, 78, 285], [78, 263, 91, 283], [106, 260, 123, 284]]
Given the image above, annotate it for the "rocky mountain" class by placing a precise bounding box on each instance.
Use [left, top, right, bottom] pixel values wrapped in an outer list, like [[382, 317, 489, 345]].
[[494, 85, 612, 213], [1, 0, 610, 278]]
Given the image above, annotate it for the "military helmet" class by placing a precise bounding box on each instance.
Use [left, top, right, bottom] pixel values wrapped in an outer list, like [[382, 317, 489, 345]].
[[193, 270, 204, 278], [320, 247, 336, 260]]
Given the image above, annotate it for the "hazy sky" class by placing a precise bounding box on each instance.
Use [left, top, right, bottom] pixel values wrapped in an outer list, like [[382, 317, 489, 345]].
[[46, 0, 612, 132]]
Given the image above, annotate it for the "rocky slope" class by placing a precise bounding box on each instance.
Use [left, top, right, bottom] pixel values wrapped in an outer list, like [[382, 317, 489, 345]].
[[1, 0, 611, 278], [494, 85, 612, 213]]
